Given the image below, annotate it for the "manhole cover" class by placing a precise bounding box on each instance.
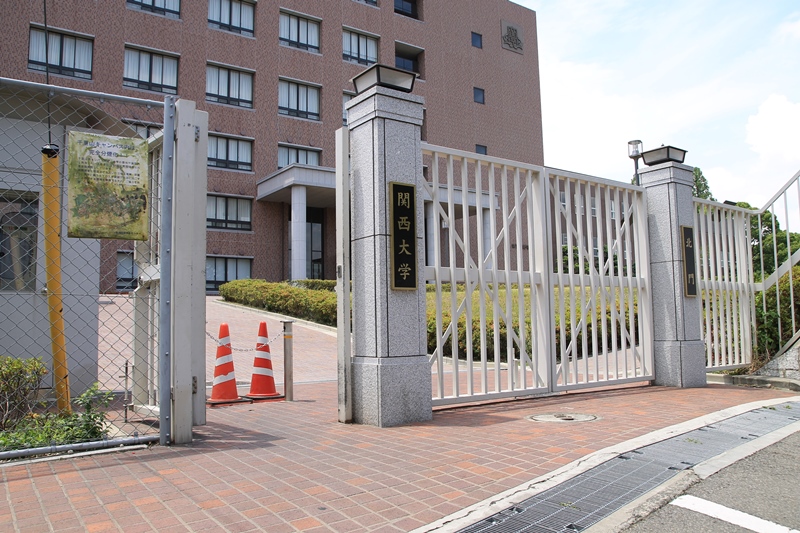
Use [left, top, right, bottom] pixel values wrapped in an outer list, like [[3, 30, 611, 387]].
[[527, 413, 598, 423]]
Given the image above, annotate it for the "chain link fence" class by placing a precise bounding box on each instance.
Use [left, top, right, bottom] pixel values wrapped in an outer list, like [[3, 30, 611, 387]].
[[0, 77, 167, 454]]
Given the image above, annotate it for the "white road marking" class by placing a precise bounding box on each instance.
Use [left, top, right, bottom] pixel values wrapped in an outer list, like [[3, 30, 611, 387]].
[[670, 495, 799, 533]]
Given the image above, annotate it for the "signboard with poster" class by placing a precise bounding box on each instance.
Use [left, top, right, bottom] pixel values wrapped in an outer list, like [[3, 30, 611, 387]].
[[67, 131, 149, 240]]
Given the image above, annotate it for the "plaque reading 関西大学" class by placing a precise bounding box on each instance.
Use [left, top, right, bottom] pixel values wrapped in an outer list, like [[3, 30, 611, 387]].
[[681, 226, 697, 297], [389, 182, 417, 290], [67, 131, 149, 240]]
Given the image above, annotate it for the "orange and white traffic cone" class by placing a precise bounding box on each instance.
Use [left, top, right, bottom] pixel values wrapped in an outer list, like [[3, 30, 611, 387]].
[[245, 321, 283, 400], [207, 323, 248, 405]]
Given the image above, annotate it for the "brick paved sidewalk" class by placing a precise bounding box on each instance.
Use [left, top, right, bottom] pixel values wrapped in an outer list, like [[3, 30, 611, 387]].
[[1, 381, 794, 533]]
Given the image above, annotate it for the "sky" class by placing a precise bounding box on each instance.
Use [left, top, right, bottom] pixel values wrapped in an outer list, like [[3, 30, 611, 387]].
[[511, 0, 800, 208]]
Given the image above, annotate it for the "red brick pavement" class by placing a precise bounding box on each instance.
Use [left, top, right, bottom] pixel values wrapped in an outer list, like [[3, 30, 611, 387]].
[[1, 381, 795, 532]]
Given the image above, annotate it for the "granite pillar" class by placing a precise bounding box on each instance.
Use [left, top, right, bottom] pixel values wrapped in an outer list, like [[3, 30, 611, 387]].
[[345, 86, 432, 426]]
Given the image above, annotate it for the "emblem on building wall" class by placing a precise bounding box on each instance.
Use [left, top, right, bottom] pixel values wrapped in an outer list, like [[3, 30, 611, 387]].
[[501, 21, 524, 54]]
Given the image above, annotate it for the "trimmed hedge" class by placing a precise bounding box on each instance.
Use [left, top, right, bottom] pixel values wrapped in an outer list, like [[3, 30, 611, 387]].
[[219, 279, 338, 326], [288, 279, 337, 292]]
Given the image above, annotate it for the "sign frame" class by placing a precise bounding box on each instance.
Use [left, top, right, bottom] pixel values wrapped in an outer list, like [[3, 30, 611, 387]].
[[389, 182, 417, 291], [680, 225, 698, 297]]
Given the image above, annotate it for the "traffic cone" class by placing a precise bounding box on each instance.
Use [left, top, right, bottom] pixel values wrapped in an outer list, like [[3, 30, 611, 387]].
[[207, 323, 249, 406], [245, 321, 283, 400]]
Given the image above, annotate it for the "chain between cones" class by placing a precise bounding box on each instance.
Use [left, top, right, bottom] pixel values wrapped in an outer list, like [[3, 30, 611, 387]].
[[204, 327, 283, 352]]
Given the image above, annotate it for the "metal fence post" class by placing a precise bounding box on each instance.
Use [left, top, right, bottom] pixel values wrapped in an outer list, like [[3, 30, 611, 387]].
[[282, 320, 294, 401]]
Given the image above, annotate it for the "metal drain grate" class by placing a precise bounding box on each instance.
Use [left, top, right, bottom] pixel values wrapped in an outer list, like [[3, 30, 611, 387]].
[[527, 413, 598, 423], [457, 402, 800, 533]]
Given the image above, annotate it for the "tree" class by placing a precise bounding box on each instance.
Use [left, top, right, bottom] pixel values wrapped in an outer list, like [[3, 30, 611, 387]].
[[693, 167, 716, 201]]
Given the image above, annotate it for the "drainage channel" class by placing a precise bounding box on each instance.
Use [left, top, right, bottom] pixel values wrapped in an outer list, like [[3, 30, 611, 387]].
[[456, 401, 800, 533]]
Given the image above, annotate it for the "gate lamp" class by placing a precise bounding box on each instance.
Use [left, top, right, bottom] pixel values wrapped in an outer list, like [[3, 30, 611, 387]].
[[351, 64, 418, 94], [641, 145, 687, 166], [628, 140, 642, 186]]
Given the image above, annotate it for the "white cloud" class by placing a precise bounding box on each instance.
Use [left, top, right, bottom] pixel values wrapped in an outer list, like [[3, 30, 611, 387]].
[[746, 95, 800, 162], [776, 16, 800, 41]]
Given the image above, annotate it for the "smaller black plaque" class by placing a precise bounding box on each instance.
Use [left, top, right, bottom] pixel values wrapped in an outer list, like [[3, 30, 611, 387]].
[[681, 226, 697, 297], [389, 182, 417, 290]]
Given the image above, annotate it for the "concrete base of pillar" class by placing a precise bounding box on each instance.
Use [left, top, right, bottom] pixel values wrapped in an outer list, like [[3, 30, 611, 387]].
[[654, 340, 707, 388], [352, 355, 432, 427]]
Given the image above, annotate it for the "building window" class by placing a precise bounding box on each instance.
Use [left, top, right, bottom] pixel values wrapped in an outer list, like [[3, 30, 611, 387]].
[[593, 237, 599, 258], [206, 65, 253, 108], [206, 195, 252, 231], [116, 251, 138, 292], [358, 0, 378, 5], [278, 80, 320, 120], [124, 48, 178, 94], [127, 0, 180, 18], [476, 145, 487, 155], [473, 87, 485, 104], [124, 121, 162, 139], [394, 0, 418, 19], [208, 135, 252, 171], [280, 12, 320, 52], [209, 0, 254, 36], [343, 30, 378, 65], [472, 32, 483, 48], [0, 191, 37, 293], [610, 200, 616, 219], [559, 190, 566, 208], [342, 93, 353, 126], [591, 197, 597, 217], [206, 256, 251, 290], [561, 233, 567, 246], [395, 42, 423, 75], [28, 28, 93, 80], [279, 145, 320, 168]]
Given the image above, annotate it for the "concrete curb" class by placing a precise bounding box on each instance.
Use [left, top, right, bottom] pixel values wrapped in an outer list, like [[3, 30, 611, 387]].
[[707, 373, 800, 392], [412, 395, 800, 533]]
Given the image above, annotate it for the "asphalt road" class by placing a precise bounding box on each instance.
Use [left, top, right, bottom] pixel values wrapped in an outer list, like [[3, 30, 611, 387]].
[[622, 430, 800, 532]]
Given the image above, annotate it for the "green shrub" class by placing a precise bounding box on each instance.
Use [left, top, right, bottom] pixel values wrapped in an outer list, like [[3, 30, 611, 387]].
[[220, 279, 338, 326], [0, 383, 113, 452], [288, 279, 337, 292], [0, 356, 47, 431]]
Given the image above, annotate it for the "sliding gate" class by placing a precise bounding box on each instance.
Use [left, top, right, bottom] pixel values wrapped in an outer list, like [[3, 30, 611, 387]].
[[423, 145, 653, 406]]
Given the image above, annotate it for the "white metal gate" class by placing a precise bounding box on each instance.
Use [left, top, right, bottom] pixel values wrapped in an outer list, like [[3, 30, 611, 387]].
[[423, 145, 654, 406]]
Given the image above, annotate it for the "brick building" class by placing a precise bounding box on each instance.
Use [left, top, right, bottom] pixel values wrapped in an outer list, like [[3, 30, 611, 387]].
[[0, 0, 543, 292]]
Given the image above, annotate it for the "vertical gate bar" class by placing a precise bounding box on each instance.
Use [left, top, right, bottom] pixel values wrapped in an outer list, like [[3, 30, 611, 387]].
[[532, 168, 553, 390], [158, 95, 176, 446], [461, 156, 474, 395], [475, 161, 488, 394], [489, 163, 501, 393], [525, 170, 538, 388], [721, 206, 734, 365], [553, 175, 567, 387], [712, 205, 724, 367], [568, 178, 578, 385], [736, 211, 748, 365], [432, 152, 444, 399], [576, 182, 588, 384], [611, 188, 622, 380], [513, 168, 527, 388], [784, 193, 795, 336], [501, 165, 513, 390], [771, 201, 781, 348], [727, 209, 741, 366], [446, 154, 459, 397], [619, 192, 631, 378], [590, 185, 602, 381], [601, 187, 613, 380], [631, 192, 645, 375]]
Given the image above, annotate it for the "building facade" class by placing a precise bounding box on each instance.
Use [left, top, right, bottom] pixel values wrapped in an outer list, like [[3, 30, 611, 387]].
[[1, 0, 543, 291]]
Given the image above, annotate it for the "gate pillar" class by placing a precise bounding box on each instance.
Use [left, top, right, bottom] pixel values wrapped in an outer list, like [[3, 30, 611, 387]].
[[345, 85, 432, 426], [640, 162, 707, 387]]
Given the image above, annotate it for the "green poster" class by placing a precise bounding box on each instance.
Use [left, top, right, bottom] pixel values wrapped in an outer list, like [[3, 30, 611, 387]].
[[67, 131, 149, 240]]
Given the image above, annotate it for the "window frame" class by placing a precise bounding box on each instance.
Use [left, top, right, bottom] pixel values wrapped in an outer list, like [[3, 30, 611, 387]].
[[206, 195, 252, 231], [279, 11, 320, 53], [206, 256, 252, 290], [278, 79, 321, 121], [208, 0, 255, 36], [342, 29, 378, 66], [206, 64, 254, 108], [278, 144, 321, 168], [471, 32, 483, 48], [127, 0, 180, 18], [28, 27, 93, 80], [394, 0, 418, 19], [0, 190, 38, 293], [208, 134, 253, 171], [475, 144, 487, 155], [123, 47, 179, 95], [116, 251, 138, 292], [473, 87, 485, 104]]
